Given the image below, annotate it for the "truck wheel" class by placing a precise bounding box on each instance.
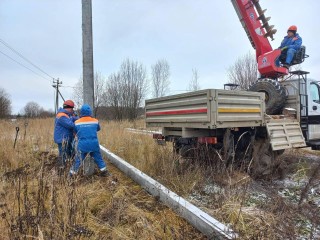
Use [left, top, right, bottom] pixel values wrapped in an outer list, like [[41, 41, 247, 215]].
[[250, 138, 281, 178], [179, 145, 195, 159], [223, 129, 234, 166], [248, 78, 286, 115]]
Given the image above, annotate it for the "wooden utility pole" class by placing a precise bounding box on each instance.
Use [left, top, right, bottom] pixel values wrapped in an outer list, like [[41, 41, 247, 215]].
[[82, 0, 94, 109]]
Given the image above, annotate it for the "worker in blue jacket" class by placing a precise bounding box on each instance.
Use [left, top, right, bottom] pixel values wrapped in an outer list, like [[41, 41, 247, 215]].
[[70, 104, 110, 177], [278, 25, 302, 68], [54, 100, 78, 167]]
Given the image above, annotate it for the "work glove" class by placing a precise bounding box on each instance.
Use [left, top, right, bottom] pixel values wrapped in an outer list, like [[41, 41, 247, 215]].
[[280, 46, 288, 51]]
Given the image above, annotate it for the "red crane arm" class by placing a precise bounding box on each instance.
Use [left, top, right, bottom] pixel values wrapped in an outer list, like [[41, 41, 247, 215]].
[[231, 0, 288, 78]]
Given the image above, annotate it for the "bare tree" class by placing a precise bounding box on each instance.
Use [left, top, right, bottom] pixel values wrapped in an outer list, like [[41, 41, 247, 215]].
[[104, 72, 123, 120], [23, 101, 43, 118], [151, 59, 170, 98], [93, 72, 106, 116], [104, 59, 148, 120], [0, 88, 12, 118], [120, 59, 148, 120], [39, 109, 55, 118], [188, 68, 200, 91], [72, 71, 106, 116], [227, 52, 258, 90], [72, 76, 83, 109]]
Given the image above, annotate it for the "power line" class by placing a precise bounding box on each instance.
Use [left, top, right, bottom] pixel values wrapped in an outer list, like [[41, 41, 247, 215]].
[[0, 38, 66, 111], [0, 49, 52, 82], [0, 38, 55, 80], [60, 85, 77, 88]]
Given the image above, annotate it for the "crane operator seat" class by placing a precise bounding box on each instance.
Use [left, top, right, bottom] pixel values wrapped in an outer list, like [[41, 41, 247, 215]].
[[279, 45, 308, 66]]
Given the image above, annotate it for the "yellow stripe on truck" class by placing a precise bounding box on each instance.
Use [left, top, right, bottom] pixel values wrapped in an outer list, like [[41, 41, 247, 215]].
[[218, 108, 261, 113]]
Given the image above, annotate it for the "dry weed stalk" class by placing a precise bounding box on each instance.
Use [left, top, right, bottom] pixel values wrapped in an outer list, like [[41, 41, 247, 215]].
[[2, 119, 319, 239], [0, 119, 205, 239]]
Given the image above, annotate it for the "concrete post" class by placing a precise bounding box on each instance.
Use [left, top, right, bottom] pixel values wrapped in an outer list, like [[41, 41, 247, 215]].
[[52, 78, 62, 114], [100, 145, 237, 239], [82, 0, 94, 109]]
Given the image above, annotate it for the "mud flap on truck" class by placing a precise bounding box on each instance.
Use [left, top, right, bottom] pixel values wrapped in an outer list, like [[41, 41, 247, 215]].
[[266, 120, 306, 151]]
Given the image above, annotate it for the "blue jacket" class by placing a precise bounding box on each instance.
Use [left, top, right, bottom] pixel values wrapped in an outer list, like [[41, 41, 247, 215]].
[[279, 33, 302, 51], [75, 104, 101, 152], [54, 108, 77, 143]]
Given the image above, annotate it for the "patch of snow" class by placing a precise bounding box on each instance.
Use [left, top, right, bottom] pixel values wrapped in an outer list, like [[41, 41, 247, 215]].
[[203, 184, 224, 195]]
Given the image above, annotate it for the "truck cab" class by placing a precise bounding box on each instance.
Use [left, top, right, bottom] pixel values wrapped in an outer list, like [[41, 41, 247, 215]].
[[308, 80, 320, 148], [283, 72, 320, 149]]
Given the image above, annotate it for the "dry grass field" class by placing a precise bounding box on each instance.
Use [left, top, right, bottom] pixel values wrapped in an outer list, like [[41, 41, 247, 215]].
[[1, 118, 320, 239], [0, 119, 205, 239]]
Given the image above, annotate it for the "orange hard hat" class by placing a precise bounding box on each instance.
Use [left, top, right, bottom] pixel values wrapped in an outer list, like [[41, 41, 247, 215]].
[[288, 25, 297, 31], [63, 100, 75, 108]]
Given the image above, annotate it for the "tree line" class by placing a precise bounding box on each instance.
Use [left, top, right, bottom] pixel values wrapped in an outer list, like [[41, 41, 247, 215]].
[[0, 90, 55, 119], [72, 58, 201, 120], [1, 54, 261, 120]]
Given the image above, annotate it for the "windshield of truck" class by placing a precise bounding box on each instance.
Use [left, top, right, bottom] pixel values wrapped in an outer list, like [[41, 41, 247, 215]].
[[310, 82, 320, 103]]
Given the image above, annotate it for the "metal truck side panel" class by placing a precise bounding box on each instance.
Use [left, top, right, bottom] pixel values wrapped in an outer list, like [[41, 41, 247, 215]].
[[145, 90, 211, 127], [214, 90, 265, 128], [146, 89, 266, 129]]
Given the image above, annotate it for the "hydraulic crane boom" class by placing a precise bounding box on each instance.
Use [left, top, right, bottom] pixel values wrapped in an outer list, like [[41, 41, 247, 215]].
[[231, 0, 288, 78]]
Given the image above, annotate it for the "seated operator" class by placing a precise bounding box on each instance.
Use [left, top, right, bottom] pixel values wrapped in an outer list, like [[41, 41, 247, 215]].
[[278, 25, 302, 69]]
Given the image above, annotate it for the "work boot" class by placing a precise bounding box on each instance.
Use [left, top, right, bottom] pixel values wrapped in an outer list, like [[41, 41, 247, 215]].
[[282, 63, 290, 69], [99, 170, 111, 177]]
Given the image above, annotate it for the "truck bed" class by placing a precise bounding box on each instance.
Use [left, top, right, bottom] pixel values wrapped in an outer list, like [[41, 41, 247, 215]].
[[145, 89, 266, 129]]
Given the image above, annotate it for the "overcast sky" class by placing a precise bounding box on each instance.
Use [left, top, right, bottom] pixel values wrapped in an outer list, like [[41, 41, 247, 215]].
[[0, 0, 319, 114]]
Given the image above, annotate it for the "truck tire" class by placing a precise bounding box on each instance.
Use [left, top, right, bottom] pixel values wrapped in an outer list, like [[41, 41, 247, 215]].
[[248, 78, 286, 115], [179, 145, 195, 159], [250, 138, 274, 178]]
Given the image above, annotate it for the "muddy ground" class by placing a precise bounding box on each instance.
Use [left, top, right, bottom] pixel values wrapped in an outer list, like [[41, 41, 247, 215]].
[[187, 148, 320, 239]]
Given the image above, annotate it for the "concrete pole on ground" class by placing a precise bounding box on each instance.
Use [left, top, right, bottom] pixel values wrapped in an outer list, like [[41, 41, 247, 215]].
[[82, 0, 94, 109]]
